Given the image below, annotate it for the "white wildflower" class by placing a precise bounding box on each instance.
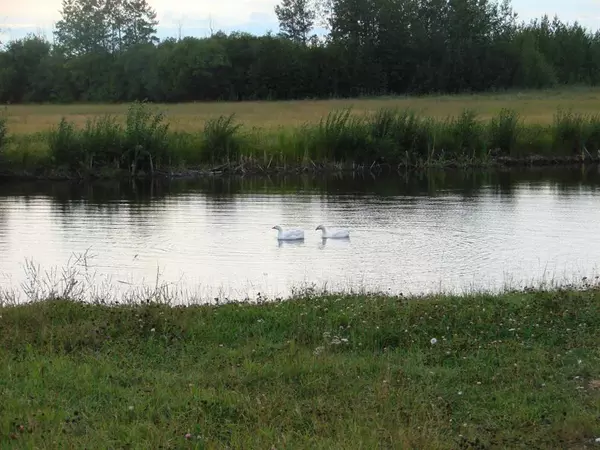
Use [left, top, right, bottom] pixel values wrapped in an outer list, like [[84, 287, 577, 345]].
[[430, 338, 438, 345]]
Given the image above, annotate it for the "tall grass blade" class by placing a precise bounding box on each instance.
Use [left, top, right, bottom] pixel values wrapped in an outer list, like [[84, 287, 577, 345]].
[[48, 118, 82, 169], [123, 101, 170, 175], [552, 109, 586, 155], [202, 114, 242, 164], [488, 108, 521, 156]]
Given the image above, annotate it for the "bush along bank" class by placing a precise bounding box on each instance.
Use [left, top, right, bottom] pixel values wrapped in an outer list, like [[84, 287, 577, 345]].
[[2, 102, 600, 180]]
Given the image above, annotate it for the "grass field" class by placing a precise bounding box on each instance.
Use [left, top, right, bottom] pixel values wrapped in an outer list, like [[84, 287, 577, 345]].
[[5, 87, 600, 134], [3, 87, 600, 177], [0, 288, 599, 449]]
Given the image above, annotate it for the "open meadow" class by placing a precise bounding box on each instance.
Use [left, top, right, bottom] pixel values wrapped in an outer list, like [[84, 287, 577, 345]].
[[3, 87, 600, 177], [5, 87, 600, 134]]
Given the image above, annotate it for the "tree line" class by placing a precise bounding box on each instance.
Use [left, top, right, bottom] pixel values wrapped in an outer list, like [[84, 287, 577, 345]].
[[1, 0, 599, 104]]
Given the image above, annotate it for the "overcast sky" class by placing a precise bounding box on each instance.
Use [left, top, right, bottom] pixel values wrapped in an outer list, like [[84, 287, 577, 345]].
[[1, 0, 598, 43]]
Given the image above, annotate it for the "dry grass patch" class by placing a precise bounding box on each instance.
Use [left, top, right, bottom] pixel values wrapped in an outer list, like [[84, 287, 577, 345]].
[[6, 87, 600, 134]]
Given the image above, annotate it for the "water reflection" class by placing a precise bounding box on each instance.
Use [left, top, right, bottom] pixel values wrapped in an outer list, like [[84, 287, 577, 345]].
[[277, 240, 305, 249], [319, 237, 351, 249], [1, 166, 600, 303], [3, 166, 600, 204]]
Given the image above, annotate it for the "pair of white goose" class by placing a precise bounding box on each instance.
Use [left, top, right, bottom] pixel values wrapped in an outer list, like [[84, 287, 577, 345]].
[[272, 225, 350, 241]]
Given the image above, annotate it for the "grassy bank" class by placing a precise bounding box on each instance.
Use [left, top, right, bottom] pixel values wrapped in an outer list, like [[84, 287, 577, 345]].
[[6, 87, 600, 134], [2, 93, 600, 179], [0, 289, 599, 448]]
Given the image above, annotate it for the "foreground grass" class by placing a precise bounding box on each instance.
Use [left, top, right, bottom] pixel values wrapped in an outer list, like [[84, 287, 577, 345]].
[[0, 289, 599, 448]]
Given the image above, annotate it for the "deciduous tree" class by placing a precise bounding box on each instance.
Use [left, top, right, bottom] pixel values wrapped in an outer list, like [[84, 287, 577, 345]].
[[54, 0, 158, 56], [275, 0, 316, 45]]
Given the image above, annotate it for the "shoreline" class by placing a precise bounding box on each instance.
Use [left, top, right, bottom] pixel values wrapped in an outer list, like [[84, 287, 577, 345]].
[[3, 103, 600, 182], [1, 154, 598, 182]]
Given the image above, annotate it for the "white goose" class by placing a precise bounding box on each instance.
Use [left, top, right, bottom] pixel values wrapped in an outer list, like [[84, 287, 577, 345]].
[[315, 224, 350, 239], [272, 225, 305, 241]]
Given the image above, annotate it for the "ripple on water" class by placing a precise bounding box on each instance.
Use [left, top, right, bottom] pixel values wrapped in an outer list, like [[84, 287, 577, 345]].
[[1, 175, 600, 302]]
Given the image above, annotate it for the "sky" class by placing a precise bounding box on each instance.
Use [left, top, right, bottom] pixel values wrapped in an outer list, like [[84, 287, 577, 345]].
[[1, 0, 599, 44]]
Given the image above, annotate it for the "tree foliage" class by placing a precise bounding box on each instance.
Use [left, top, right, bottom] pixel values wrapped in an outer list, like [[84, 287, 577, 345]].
[[2, 0, 600, 103], [54, 0, 158, 56], [275, 0, 316, 45]]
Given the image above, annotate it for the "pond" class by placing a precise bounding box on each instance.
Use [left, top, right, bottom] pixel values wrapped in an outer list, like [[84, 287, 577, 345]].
[[1, 167, 600, 303]]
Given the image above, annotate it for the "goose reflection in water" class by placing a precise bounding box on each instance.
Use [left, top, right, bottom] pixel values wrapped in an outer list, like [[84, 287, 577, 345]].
[[319, 236, 351, 249], [277, 239, 305, 248]]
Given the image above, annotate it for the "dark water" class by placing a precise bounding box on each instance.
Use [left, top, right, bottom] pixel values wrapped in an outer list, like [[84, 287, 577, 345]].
[[1, 167, 600, 303]]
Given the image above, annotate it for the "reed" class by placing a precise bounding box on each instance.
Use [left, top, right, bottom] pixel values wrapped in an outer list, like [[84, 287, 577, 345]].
[[3, 103, 600, 177], [0, 115, 7, 153], [487, 108, 522, 156]]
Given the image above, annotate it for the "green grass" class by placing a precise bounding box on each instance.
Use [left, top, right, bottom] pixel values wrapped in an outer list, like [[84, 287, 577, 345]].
[[0, 111, 7, 157], [1, 288, 599, 448], [2, 101, 600, 178]]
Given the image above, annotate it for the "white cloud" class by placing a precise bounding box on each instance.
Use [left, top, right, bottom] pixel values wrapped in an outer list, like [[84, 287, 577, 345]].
[[511, 0, 599, 26], [2, 0, 281, 39], [155, 0, 278, 28], [1, 0, 599, 41]]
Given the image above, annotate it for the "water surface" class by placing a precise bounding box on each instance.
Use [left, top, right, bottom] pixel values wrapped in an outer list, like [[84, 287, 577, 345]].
[[1, 168, 600, 303]]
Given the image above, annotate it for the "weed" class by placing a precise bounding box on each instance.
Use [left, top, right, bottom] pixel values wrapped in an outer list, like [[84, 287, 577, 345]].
[[488, 108, 522, 156], [582, 114, 600, 155], [0, 111, 7, 154], [80, 115, 123, 169], [123, 101, 170, 175], [368, 108, 434, 164], [202, 114, 242, 164], [6, 104, 600, 176], [552, 109, 587, 155], [441, 109, 487, 159], [311, 109, 370, 162], [48, 118, 82, 169]]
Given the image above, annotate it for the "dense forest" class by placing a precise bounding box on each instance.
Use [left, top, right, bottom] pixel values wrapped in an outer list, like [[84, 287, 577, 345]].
[[0, 0, 599, 103]]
